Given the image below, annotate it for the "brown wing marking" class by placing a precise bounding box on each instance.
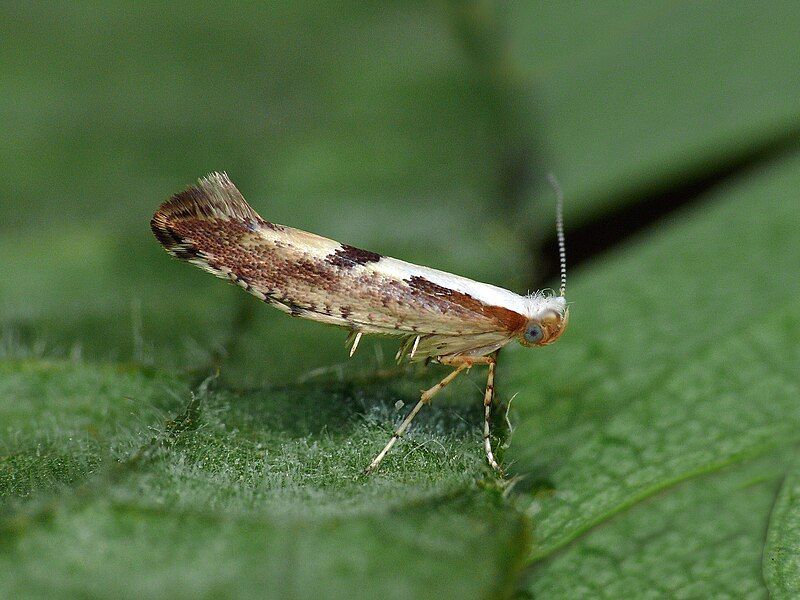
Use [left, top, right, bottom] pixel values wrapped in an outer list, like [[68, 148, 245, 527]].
[[405, 276, 527, 334], [326, 244, 382, 268]]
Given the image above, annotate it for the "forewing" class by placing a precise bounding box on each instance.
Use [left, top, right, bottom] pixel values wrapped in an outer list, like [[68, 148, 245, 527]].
[[151, 173, 527, 350]]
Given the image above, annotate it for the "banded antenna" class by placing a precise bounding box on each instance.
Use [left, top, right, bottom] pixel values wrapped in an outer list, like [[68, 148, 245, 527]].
[[547, 174, 567, 298]]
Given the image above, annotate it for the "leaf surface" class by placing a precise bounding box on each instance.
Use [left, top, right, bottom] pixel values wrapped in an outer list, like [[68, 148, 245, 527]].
[[503, 150, 800, 571], [764, 467, 800, 598], [527, 455, 785, 598]]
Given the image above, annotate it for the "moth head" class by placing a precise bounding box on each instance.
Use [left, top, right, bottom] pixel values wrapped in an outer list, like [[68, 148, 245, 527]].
[[519, 174, 570, 348], [519, 303, 569, 347]]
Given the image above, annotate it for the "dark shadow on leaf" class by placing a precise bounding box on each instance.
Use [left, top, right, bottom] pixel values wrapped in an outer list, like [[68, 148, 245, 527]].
[[208, 375, 487, 441]]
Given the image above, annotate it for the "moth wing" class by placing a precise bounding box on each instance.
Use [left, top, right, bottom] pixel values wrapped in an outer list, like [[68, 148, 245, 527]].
[[152, 173, 527, 353]]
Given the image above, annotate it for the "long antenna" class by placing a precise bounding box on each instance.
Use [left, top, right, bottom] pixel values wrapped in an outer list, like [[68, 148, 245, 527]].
[[546, 174, 567, 298]]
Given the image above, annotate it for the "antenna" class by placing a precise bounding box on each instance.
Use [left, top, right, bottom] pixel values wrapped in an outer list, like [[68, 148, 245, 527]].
[[546, 174, 567, 298]]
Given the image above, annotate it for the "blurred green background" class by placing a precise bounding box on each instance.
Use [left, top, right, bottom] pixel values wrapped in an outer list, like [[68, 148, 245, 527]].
[[2, 2, 800, 598]]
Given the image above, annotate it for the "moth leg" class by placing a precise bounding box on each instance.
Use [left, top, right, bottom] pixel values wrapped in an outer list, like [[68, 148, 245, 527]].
[[482, 354, 502, 474], [364, 363, 469, 474], [440, 353, 503, 474]]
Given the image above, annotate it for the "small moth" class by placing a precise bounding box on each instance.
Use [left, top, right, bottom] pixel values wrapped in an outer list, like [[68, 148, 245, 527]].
[[151, 173, 569, 474]]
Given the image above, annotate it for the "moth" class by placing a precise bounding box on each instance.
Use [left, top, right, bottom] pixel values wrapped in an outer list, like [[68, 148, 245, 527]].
[[151, 173, 569, 474]]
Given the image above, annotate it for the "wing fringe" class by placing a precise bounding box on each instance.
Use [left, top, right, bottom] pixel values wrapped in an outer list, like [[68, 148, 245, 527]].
[[150, 172, 263, 256], [156, 172, 260, 222]]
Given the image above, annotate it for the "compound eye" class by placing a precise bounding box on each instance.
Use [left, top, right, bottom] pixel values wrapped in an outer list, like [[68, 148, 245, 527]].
[[524, 324, 544, 344]]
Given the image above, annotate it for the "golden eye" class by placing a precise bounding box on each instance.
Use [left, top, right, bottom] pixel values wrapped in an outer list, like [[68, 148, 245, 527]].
[[524, 324, 544, 344]]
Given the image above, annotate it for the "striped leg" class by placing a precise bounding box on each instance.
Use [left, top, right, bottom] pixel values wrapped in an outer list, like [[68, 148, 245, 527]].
[[482, 354, 502, 473], [442, 352, 502, 473], [364, 363, 468, 474]]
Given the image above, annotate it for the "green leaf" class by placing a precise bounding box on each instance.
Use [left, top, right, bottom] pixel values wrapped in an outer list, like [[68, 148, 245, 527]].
[[0, 360, 187, 501], [764, 467, 800, 598], [0, 359, 528, 599], [110, 373, 495, 513], [0, 360, 495, 512], [0, 493, 528, 600], [526, 453, 786, 598], [503, 149, 800, 566]]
